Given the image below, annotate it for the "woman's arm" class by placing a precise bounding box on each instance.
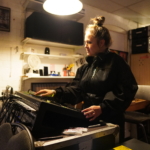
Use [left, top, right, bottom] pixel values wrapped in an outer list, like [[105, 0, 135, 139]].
[[54, 64, 87, 105]]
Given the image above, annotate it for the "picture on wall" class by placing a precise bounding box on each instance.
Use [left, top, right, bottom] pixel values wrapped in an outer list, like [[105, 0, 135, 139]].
[[0, 6, 10, 32], [109, 49, 128, 62]]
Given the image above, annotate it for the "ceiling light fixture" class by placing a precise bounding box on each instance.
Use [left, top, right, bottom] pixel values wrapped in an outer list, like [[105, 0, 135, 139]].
[[43, 0, 83, 16]]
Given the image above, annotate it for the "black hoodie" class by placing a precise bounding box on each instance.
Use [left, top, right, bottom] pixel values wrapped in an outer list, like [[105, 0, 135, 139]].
[[55, 51, 138, 125]]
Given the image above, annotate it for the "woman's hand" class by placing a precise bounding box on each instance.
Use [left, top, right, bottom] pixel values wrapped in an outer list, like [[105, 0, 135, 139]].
[[81, 105, 102, 121], [35, 89, 56, 97]]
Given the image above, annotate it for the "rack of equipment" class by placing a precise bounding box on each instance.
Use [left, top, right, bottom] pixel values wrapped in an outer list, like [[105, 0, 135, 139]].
[[128, 26, 150, 54]]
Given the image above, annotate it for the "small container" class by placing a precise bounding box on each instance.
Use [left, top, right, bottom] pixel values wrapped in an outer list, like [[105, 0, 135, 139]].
[[39, 69, 43, 76], [63, 70, 67, 76], [45, 47, 50, 54]]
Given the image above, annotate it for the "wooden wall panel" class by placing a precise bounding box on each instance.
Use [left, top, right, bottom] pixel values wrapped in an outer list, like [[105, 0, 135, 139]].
[[130, 54, 140, 84], [130, 53, 150, 85]]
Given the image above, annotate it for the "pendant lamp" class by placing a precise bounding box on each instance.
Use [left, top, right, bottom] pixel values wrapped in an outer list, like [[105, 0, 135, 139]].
[[43, 0, 83, 15]]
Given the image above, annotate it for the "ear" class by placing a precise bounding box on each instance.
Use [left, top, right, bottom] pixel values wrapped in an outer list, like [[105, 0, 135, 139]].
[[98, 39, 105, 47]]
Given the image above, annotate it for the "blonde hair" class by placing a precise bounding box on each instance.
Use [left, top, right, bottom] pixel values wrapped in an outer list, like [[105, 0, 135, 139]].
[[85, 16, 112, 47]]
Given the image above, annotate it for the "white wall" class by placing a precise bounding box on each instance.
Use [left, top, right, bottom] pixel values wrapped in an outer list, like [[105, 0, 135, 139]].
[[79, 4, 137, 31], [0, 0, 25, 94], [0, 0, 138, 93], [76, 4, 138, 55]]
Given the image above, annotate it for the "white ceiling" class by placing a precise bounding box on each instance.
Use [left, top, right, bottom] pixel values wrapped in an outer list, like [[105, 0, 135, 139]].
[[80, 0, 150, 26], [33, 0, 150, 26]]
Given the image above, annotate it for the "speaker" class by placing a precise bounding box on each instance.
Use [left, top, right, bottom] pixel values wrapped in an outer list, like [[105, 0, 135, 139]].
[[45, 47, 50, 54], [132, 37, 150, 54], [128, 26, 150, 40], [44, 67, 48, 76], [25, 12, 84, 45]]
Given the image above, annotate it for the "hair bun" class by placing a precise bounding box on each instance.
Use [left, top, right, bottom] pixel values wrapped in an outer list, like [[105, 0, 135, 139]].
[[92, 16, 105, 26]]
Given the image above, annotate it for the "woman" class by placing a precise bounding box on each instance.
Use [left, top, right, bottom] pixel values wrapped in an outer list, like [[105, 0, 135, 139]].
[[35, 16, 138, 142]]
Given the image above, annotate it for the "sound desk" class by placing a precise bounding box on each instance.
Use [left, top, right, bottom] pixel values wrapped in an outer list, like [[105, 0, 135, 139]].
[[15, 91, 103, 138]]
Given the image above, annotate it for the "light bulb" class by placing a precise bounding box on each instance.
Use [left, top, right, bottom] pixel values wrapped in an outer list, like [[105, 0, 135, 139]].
[[43, 0, 83, 15]]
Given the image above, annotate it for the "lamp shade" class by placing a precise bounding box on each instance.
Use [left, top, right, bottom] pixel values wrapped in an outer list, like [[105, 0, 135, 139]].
[[43, 0, 83, 15]]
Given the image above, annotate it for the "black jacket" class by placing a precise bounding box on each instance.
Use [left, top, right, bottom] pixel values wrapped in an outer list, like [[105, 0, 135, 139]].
[[55, 51, 138, 124]]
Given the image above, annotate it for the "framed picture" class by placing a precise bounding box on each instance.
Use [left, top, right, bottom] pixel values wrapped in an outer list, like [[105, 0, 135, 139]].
[[110, 49, 128, 62], [0, 6, 10, 32]]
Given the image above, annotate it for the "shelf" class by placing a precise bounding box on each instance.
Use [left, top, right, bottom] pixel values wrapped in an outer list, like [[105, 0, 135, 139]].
[[23, 76, 74, 81], [21, 76, 74, 90], [22, 38, 83, 50], [22, 52, 84, 60]]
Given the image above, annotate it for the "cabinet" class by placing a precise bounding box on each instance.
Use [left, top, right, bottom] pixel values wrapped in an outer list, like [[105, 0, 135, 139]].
[[130, 53, 150, 84], [25, 12, 84, 46]]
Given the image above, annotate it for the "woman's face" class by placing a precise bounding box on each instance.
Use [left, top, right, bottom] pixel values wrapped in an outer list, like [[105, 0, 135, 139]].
[[84, 32, 105, 56]]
